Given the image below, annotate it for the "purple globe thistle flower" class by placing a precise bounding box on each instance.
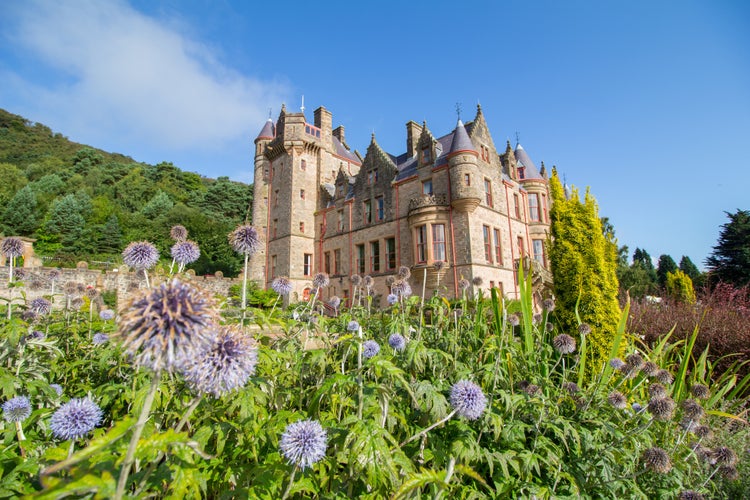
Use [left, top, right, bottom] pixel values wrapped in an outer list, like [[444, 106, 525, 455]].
[[678, 491, 705, 500], [328, 296, 341, 309], [391, 280, 412, 297], [14, 268, 26, 280], [116, 280, 219, 373], [545, 322, 554, 333], [655, 369, 674, 385], [609, 358, 626, 371], [92, 333, 109, 345], [280, 419, 328, 469], [578, 323, 592, 336], [312, 273, 330, 289], [433, 260, 446, 272], [641, 361, 659, 377], [641, 447, 671, 473], [362, 340, 380, 359], [49, 398, 103, 441], [720, 465, 739, 480], [681, 399, 704, 422], [397, 265, 411, 280], [350, 274, 362, 286], [450, 380, 487, 420], [182, 325, 258, 398], [122, 241, 159, 270], [99, 309, 115, 321], [625, 353, 644, 371], [171, 240, 200, 266], [386, 294, 398, 305], [48, 269, 61, 281], [26, 330, 45, 342], [1, 237, 23, 258], [532, 313, 543, 325], [552, 334, 576, 354], [523, 384, 542, 396], [170, 225, 188, 242], [693, 425, 712, 439], [385, 275, 396, 286], [271, 276, 293, 296], [508, 314, 520, 327], [228, 224, 260, 255], [542, 298, 555, 311], [648, 383, 668, 399], [363, 275, 373, 288], [647, 397, 676, 421], [76, 283, 86, 295], [29, 279, 44, 291], [608, 391, 627, 410], [85, 287, 99, 299], [3, 396, 31, 422], [458, 279, 470, 291], [388, 333, 406, 352], [472, 276, 483, 287], [50, 384, 63, 396], [63, 281, 78, 297], [30, 297, 52, 316], [562, 381, 580, 394], [21, 310, 37, 322], [347, 320, 360, 332], [691, 384, 710, 399], [713, 446, 738, 466], [632, 402, 644, 413]]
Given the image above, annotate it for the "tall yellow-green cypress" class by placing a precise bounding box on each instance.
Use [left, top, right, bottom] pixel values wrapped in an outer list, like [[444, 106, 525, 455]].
[[548, 169, 621, 374]]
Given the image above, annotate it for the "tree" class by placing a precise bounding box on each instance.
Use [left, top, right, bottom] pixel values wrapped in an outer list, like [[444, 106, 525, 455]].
[[705, 209, 750, 287], [549, 169, 621, 373], [42, 194, 86, 252], [2, 185, 38, 235], [97, 214, 123, 254], [656, 254, 678, 288], [678, 255, 704, 290], [665, 269, 696, 304], [632, 248, 654, 270], [142, 190, 174, 219]]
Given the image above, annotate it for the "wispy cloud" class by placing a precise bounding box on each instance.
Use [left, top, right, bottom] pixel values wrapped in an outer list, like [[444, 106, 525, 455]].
[[1, 0, 287, 153]]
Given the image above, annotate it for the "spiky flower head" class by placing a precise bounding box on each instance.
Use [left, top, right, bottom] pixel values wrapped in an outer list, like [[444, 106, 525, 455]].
[[641, 447, 671, 473], [350, 274, 362, 286], [71, 298, 84, 310], [328, 296, 341, 308], [116, 280, 218, 373], [578, 323, 592, 336], [362, 340, 380, 359], [681, 399, 704, 421], [641, 361, 659, 377], [397, 265, 411, 280], [347, 320, 360, 332], [678, 491, 705, 500], [363, 275, 373, 288], [312, 272, 330, 289], [85, 288, 99, 300], [182, 325, 258, 398], [532, 313, 542, 325], [524, 384, 541, 396], [171, 240, 200, 265], [450, 380, 487, 420], [693, 425, 712, 439], [713, 446, 738, 466], [632, 403, 644, 413], [648, 383, 667, 399], [391, 280, 411, 297], [690, 384, 710, 399], [3, 396, 31, 423], [170, 225, 188, 242], [655, 369, 674, 385], [552, 334, 576, 354], [562, 381, 580, 394], [609, 358, 626, 371], [472, 276, 483, 287], [26, 330, 45, 342], [50, 384, 63, 396], [388, 333, 406, 352], [228, 224, 260, 255], [271, 276, 293, 296], [385, 275, 396, 286], [608, 391, 627, 410], [719, 465, 739, 480], [29, 279, 44, 291], [92, 333, 109, 345], [387, 293, 398, 305], [458, 278, 470, 291], [545, 322, 554, 332], [280, 419, 328, 469], [30, 297, 52, 316], [14, 268, 26, 280], [122, 241, 159, 270], [48, 269, 61, 281], [21, 310, 38, 322], [542, 298, 555, 311], [433, 260, 446, 272], [99, 309, 115, 320], [625, 353, 644, 370], [508, 314, 520, 327], [49, 398, 102, 441], [1, 237, 23, 258], [647, 397, 675, 421]]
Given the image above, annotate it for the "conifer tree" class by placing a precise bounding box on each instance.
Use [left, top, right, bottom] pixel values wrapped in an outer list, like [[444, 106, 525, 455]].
[[548, 169, 621, 373], [665, 269, 696, 304], [705, 209, 750, 287], [678, 256, 701, 282], [656, 254, 678, 288], [2, 185, 38, 235]]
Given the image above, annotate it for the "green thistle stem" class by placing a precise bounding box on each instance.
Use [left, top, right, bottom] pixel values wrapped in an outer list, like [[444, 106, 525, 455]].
[[14, 421, 26, 458], [357, 326, 364, 420], [281, 465, 298, 500], [115, 371, 161, 500], [241, 253, 249, 319], [399, 409, 457, 448], [67, 440, 75, 459]]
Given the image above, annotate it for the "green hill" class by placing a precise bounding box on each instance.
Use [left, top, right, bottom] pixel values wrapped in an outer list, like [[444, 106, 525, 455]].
[[0, 108, 252, 275]]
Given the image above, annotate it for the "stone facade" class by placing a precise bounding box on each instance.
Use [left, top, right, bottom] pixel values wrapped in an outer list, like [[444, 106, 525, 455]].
[[251, 104, 553, 305]]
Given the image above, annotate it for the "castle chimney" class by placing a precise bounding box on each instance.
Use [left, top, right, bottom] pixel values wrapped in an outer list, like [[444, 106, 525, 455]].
[[314, 106, 332, 132], [406, 120, 422, 158], [333, 125, 345, 144]]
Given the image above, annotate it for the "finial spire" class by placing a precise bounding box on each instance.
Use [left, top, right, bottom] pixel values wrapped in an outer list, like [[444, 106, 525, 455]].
[[268, 108, 272, 119], [300, 95, 305, 114], [455, 102, 462, 121], [515, 132, 520, 145]]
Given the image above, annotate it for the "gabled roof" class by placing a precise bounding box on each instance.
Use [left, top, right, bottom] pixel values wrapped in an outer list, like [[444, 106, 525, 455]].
[[333, 135, 361, 164], [255, 119, 275, 140], [514, 143, 543, 180]]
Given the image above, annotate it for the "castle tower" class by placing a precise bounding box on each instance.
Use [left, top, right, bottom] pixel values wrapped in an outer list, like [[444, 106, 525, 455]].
[[249, 118, 275, 282], [447, 119, 481, 213]]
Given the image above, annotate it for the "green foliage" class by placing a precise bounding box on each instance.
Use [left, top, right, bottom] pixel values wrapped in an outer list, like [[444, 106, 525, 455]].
[[706, 209, 750, 287], [2, 184, 38, 235], [656, 254, 678, 288], [548, 169, 621, 374], [665, 270, 696, 304]]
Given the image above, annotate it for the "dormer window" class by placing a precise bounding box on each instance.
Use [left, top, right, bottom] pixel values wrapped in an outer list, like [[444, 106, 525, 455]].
[[422, 146, 431, 165], [518, 167, 526, 180]]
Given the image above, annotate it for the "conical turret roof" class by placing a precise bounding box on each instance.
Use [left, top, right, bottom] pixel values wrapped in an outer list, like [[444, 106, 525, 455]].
[[514, 143, 543, 180], [255, 119, 275, 141], [449, 120, 476, 155]]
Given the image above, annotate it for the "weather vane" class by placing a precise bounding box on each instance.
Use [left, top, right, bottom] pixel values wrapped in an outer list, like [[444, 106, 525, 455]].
[[455, 102, 462, 121], [515, 131, 520, 145]]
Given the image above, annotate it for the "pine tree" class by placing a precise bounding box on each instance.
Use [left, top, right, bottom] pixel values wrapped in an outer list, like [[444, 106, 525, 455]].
[[549, 169, 621, 372], [98, 214, 123, 254], [678, 256, 701, 281], [43, 194, 86, 250], [656, 254, 678, 288], [2, 185, 38, 235], [705, 209, 750, 287], [632, 248, 654, 270]]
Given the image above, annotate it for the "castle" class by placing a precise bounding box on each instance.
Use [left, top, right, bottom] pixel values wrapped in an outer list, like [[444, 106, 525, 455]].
[[249, 104, 553, 305]]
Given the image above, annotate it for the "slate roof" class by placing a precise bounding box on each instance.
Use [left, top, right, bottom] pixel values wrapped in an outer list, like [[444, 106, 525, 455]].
[[393, 122, 470, 181], [514, 144, 543, 180], [256, 119, 275, 140], [449, 120, 476, 155], [333, 136, 360, 164]]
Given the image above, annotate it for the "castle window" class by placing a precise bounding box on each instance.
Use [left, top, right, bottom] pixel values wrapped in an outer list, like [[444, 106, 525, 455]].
[[272, 219, 278, 238], [370, 241, 380, 273], [484, 179, 493, 207], [493, 228, 503, 265], [483, 225, 492, 263], [517, 236, 525, 259], [274, 190, 279, 207], [513, 194, 521, 219], [528, 193, 540, 221], [422, 146, 431, 165], [464, 173, 471, 186], [518, 167, 525, 179], [334, 249, 342, 274], [368, 169, 378, 184], [375, 196, 384, 221], [363, 200, 372, 224], [337, 183, 344, 197], [300, 189, 305, 200], [422, 179, 433, 195], [301, 159, 307, 171], [541, 193, 548, 222], [299, 222, 305, 233], [271, 255, 277, 278], [386, 237, 396, 270], [304, 254, 313, 276], [480, 145, 490, 162], [533, 239, 545, 265], [432, 224, 446, 262], [324, 252, 331, 274], [337, 209, 344, 231], [356, 244, 366, 274], [415, 225, 427, 263]]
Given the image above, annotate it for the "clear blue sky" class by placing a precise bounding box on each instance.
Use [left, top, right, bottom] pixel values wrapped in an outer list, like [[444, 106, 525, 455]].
[[1, 0, 748, 269]]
